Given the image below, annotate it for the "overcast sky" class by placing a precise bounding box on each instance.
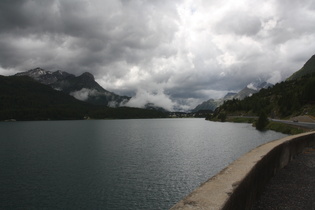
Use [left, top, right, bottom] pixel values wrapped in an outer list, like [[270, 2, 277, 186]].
[[1, 0, 315, 111]]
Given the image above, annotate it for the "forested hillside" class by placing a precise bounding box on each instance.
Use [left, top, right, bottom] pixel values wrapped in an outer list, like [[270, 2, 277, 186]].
[[0, 76, 167, 121], [210, 74, 315, 120], [287, 55, 315, 81]]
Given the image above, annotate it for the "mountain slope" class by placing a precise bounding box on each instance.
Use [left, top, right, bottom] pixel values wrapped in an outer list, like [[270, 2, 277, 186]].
[[192, 99, 222, 112], [210, 74, 315, 120], [16, 68, 74, 84], [233, 87, 258, 100], [192, 81, 271, 112], [0, 75, 167, 120], [234, 81, 273, 100], [0, 75, 90, 120], [16, 68, 130, 107], [209, 55, 315, 120], [287, 54, 315, 80]]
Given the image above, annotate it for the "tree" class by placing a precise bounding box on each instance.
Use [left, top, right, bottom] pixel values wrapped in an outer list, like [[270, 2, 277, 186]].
[[218, 112, 227, 122], [303, 77, 315, 102], [256, 112, 269, 131]]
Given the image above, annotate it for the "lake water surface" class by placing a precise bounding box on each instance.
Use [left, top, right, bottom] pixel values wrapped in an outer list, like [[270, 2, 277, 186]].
[[0, 119, 287, 209]]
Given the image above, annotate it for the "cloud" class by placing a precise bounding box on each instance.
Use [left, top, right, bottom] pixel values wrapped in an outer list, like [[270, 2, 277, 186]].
[[215, 11, 261, 36], [125, 88, 176, 111], [70, 88, 99, 101], [0, 0, 315, 111], [267, 71, 282, 85]]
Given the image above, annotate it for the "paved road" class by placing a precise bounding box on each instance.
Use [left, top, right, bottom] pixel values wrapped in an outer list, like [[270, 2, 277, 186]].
[[271, 119, 315, 129]]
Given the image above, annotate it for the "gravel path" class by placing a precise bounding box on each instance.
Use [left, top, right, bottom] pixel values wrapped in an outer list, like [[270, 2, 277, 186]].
[[252, 148, 315, 210]]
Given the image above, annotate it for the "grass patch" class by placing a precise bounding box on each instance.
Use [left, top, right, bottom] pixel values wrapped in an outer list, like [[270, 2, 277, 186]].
[[229, 117, 256, 123], [266, 121, 305, 135]]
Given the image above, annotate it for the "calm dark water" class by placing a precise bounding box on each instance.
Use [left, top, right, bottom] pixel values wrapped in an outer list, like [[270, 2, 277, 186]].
[[0, 119, 287, 209]]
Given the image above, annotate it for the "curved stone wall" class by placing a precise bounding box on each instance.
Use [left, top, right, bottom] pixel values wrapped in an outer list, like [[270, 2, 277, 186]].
[[170, 131, 315, 210]]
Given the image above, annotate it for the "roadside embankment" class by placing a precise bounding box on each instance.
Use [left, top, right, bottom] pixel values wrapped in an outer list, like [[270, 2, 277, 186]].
[[266, 121, 306, 134], [170, 131, 315, 210]]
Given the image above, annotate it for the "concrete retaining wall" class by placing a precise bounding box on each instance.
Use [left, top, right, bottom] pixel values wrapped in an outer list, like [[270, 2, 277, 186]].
[[170, 131, 315, 210]]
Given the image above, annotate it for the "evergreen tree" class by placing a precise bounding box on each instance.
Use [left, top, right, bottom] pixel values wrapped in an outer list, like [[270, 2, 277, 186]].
[[218, 112, 227, 122], [256, 111, 269, 131]]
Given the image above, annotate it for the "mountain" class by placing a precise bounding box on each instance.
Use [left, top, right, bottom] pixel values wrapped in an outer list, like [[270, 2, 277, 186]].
[[192, 99, 223, 112], [287, 54, 315, 81], [192, 81, 272, 112], [0, 75, 90, 120], [16, 68, 130, 107], [0, 75, 167, 121], [192, 92, 236, 112], [234, 81, 273, 100], [16, 68, 74, 84], [233, 87, 258, 100], [144, 103, 169, 112], [209, 55, 315, 120], [223, 92, 237, 100], [211, 74, 315, 120]]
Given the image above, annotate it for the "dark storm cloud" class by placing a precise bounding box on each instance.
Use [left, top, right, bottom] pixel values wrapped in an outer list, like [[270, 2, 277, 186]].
[[0, 0, 61, 35], [0, 0, 315, 111]]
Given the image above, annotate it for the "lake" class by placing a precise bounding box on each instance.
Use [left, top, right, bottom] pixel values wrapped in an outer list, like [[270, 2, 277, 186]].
[[0, 119, 287, 209]]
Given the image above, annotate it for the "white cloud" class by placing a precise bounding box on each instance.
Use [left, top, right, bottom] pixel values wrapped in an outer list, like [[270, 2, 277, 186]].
[[267, 71, 282, 85], [125, 88, 176, 111], [70, 88, 99, 101], [247, 83, 258, 91]]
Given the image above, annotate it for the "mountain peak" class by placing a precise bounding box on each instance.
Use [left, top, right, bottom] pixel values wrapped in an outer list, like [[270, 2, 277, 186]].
[[54, 70, 67, 75], [16, 68, 75, 85], [16, 67, 51, 77], [15, 68, 130, 107], [80, 72, 95, 80]]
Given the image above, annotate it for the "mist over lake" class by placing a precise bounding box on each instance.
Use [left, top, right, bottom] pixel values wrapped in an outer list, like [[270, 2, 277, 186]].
[[0, 119, 287, 209]]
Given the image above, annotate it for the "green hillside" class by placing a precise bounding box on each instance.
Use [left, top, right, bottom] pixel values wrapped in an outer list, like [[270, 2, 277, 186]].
[[209, 73, 315, 121], [287, 55, 315, 80], [209, 55, 315, 122], [0, 76, 167, 121]]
